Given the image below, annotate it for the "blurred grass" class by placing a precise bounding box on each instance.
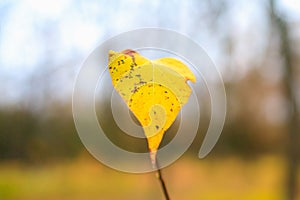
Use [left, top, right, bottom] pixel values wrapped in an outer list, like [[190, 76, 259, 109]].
[[0, 153, 299, 200]]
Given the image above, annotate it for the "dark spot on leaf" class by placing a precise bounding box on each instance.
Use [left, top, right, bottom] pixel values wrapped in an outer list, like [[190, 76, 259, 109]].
[[131, 87, 138, 93], [156, 125, 159, 130], [170, 108, 173, 112]]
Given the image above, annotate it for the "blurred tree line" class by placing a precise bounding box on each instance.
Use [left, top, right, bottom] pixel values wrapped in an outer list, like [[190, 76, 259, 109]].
[[0, 104, 82, 162]]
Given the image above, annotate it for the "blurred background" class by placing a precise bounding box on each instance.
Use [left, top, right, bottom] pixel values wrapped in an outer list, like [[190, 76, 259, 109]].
[[0, 0, 299, 199]]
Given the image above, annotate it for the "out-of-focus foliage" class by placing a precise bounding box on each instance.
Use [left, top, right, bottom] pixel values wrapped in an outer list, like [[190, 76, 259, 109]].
[[0, 105, 82, 162], [0, 0, 298, 162], [0, 0, 299, 198]]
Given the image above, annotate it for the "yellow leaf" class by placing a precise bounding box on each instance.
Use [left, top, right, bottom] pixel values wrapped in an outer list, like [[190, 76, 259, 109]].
[[108, 49, 196, 165]]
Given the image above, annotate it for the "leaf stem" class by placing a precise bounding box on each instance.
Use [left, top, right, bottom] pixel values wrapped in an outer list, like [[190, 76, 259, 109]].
[[155, 161, 170, 200]]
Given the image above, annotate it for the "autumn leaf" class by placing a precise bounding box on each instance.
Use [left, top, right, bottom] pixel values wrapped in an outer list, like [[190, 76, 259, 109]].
[[108, 49, 196, 165]]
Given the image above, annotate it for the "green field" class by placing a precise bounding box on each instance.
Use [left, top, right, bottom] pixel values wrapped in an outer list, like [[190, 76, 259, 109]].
[[0, 154, 299, 200]]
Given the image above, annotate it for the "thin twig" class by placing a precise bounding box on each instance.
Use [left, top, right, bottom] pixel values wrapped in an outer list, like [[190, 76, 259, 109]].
[[155, 160, 170, 200]]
